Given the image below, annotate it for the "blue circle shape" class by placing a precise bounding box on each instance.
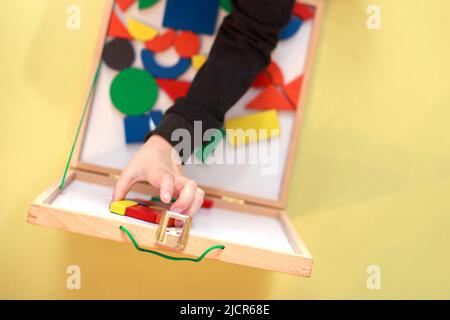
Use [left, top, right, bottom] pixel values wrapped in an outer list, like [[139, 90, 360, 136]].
[[279, 16, 303, 40], [141, 49, 191, 79]]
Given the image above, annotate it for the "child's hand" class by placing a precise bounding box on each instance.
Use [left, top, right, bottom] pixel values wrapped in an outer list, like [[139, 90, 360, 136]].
[[112, 135, 205, 221]]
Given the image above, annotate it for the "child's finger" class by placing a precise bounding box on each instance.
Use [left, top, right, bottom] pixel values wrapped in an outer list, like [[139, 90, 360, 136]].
[[170, 178, 198, 213], [159, 173, 175, 203], [112, 171, 134, 201], [174, 189, 204, 227]]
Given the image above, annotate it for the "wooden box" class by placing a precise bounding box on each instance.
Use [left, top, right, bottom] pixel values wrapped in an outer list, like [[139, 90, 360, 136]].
[[27, 0, 324, 276]]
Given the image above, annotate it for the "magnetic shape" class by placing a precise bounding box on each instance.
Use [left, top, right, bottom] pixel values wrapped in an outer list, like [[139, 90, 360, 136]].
[[174, 31, 200, 58], [279, 16, 303, 40], [284, 76, 303, 105], [220, 0, 232, 13], [247, 85, 295, 111], [110, 68, 158, 115], [192, 54, 207, 70], [142, 50, 191, 79], [124, 114, 151, 144], [108, 11, 133, 40], [195, 128, 225, 162], [293, 3, 315, 20], [156, 78, 191, 100], [163, 0, 220, 35], [117, 0, 136, 11], [252, 61, 284, 87], [145, 29, 176, 52], [102, 38, 135, 71], [110, 200, 138, 215], [139, 0, 159, 10], [125, 205, 158, 223], [127, 18, 158, 41], [225, 109, 281, 146], [202, 199, 214, 209], [150, 110, 163, 126]]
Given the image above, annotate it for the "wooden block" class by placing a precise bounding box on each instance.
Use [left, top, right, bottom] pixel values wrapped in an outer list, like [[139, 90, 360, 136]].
[[145, 29, 176, 52], [156, 78, 191, 100], [246, 84, 295, 111], [252, 61, 284, 87], [202, 199, 214, 209], [117, 0, 136, 12], [124, 114, 151, 144], [139, 0, 158, 10], [225, 109, 281, 146], [279, 16, 303, 40], [102, 38, 135, 71], [293, 3, 315, 20], [110, 200, 138, 215], [284, 76, 303, 105], [125, 205, 158, 223], [108, 11, 133, 40], [150, 110, 164, 126], [142, 50, 191, 79], [127, 18, 158, 42], [110, 68, 158, 116], [163, 0, 220, 35], [174, 31, 201, 58], [192, 54, 207, 70]]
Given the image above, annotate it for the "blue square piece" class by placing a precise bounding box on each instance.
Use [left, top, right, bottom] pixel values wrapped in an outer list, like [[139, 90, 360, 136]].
[[163, 0, 220, 35], [124, 114, 150, 144]]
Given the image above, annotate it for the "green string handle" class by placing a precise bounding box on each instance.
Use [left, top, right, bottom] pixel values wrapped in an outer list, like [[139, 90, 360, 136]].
[[59, 63, 102, 190], [120, 226, 225, 262]]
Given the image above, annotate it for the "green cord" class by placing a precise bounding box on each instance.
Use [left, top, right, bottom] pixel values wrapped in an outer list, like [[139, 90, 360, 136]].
[[120, 226, 225, 262], [59, 63, 102, 190]]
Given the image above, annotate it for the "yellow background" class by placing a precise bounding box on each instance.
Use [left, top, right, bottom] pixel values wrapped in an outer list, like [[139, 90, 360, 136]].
[[1, 0, 450, 299]]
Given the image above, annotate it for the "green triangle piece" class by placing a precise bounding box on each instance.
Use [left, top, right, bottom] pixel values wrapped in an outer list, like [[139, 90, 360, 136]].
[[220, 0, 232, 13], [139, 0, 159, 10], [195, 128, 226, 162]]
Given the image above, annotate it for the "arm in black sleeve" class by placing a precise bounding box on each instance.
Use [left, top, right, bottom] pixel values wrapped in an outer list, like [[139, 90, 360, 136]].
[[148, 0, 294, 157]]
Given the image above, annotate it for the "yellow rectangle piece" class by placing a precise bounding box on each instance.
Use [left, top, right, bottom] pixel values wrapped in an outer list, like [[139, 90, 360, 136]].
[[110, 200, 138, 216], [225, 109, 280, 146]]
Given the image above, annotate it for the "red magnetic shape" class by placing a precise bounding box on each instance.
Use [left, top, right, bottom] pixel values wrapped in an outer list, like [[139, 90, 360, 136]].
[[155, 213, 175, 227], [201, 199, 214, 209], [117, 0, 136, 12], [125, 205, 158, 223], [145, 29, 176, 52], [174, 31, 201, 58], [284, 76, 303, 105], [108, 11, 133, 40], [156, 78, 191, 101], [252, 61, 284, 87], [246, 84, 295, 111], [293, 3, 315, 20]]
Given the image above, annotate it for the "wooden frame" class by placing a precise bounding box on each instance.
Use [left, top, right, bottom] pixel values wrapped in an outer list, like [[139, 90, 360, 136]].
[[27, 0, 324, 276], [29, 170, 313, 276]]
